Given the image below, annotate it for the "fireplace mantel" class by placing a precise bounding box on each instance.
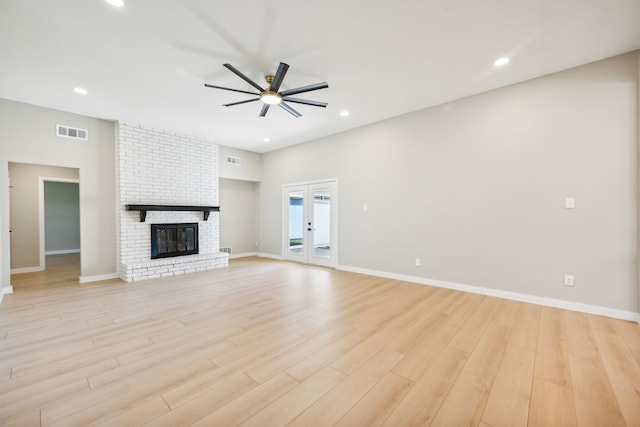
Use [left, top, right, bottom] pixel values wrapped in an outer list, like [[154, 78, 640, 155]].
[[126, 204, 220, 222]]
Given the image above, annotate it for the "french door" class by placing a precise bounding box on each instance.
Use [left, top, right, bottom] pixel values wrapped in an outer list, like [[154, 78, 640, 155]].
[[283, 180, 337, 267]]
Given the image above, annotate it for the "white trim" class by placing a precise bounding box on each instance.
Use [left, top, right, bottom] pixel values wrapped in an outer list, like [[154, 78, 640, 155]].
[[281, 177, 339, 188], [10, 266, 45, 274], [258, 252, 284, 261], [337, 264, 639, 322], [2, 287, 13, 307], [0, 285, 14, 304], [229, 252, 258, 259], [39, 176, 80, 273], [45, 249, 81, 255], [79, 273, 120, 283]]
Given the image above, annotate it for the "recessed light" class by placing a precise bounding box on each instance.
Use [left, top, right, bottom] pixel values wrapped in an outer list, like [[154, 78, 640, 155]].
[[263, 137, 271, 142], [105, 0, 124, 7], [340, 111, 349, 117], [494, 57, 510, 67], [73, 87, 88, 95]]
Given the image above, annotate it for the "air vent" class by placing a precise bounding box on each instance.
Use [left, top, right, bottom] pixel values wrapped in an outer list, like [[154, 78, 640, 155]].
[[226, 156, 241, 165], [57, 125, 88, 140], [220, 246, 232, 255]]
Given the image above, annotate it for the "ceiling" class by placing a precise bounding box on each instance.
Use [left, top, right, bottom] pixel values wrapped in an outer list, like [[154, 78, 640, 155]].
[[1, 0, 639, 153]]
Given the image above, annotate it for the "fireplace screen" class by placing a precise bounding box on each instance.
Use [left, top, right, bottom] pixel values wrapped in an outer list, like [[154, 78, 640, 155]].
[[151, 223, 199, 259]]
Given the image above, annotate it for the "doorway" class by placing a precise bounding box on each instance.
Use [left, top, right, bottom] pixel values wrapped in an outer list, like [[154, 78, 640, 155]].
[[283, 180, 337, 267], [41, 179, 80, 268], [8, 162, 80, 275]]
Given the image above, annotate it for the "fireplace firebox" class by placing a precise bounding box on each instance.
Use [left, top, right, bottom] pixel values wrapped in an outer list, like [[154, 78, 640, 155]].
[[151, 223, 199, 259]]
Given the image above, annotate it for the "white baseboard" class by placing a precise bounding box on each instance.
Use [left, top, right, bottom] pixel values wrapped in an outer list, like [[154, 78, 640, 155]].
[[79, 273, 120, 284], [0, 285, 14, 304], [11, 266, 45, 274], [229, 252, 258, 259], [258, 252, 285, 261], [337, 264, 639, 322], [45, 249, 81, 255]]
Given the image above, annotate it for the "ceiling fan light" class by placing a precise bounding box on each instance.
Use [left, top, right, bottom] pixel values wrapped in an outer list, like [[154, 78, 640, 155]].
[[494, 57, 510, 67], [260, 92, 282, 105]]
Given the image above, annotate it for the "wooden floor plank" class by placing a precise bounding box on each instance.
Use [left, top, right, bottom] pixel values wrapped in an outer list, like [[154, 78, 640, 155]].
[[481, 345, 535, 427], [287, 348, 404, 427], [383, 346, 470, 426], [190, 372, 299, 427], [41, 358, 216, 426], [508, 302, 540, 350], [568, 353, 627, 427], [462, 322, 510, 381], [564, 310, 600, 359], [90, 396, 170, 427], [534, 306, 572, 388], [593, 331, 640, 395], [284, 323, 377, 381], [239, 366, 345, 427], [149, 373, 259, 426], [613, 387, 640, 427], [528, 377, 577, 427], [429, 372, 492, 427], [334, 372, 411, 427], [614, 320, 640, 365]]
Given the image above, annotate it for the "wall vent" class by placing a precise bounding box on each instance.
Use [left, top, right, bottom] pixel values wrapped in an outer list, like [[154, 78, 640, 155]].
[[220, 246, 232, 255], [226, 156, 241, 165], [57, 125, 88, 140]]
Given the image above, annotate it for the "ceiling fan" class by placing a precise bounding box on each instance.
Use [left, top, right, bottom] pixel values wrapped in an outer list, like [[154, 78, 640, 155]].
[[204, 62, 328, 118]]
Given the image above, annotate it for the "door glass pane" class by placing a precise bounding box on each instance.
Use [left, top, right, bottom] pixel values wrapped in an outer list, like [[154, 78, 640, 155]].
[[312, 188, 331, 259], [288, 191, 304, 255]]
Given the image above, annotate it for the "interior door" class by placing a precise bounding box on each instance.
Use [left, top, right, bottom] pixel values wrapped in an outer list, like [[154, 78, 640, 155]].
[[283, 180, 337, 267]]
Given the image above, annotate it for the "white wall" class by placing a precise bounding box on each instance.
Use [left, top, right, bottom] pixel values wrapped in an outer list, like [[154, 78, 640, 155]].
[[219, 145, 262, 182], [637, 53, 640, 318], [260, 52, 639, 313], [219, 178, 260, 255], [0, 99, 117, 289]]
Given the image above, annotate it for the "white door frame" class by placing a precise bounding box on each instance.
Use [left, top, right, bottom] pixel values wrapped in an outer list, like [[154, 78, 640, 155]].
[[282, 179, 338, 267]]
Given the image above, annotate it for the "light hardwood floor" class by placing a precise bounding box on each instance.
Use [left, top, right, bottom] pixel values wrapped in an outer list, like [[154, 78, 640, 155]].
[[1, 256, 639, 426]]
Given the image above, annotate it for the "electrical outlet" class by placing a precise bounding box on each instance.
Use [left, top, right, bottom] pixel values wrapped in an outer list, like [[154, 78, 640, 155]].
[[564, 274, 574, 286], [415, 258, 421, 267], [565, 197, 575, 209]]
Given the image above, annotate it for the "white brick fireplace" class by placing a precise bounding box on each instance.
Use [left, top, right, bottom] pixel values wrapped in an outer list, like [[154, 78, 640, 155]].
[[117, 123, 228, 282]]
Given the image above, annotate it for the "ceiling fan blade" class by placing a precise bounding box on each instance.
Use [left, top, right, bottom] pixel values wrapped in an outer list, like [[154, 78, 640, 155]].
[[223, 98, 260, 107], [223, 63, 265, 92], [259, 104, 271, 117], [280, 82, 328, 97], [204, 84, 260, 96], [270, 62, 289, 92], [279, 102, 302, 118], [282, 97, 328, 108]]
